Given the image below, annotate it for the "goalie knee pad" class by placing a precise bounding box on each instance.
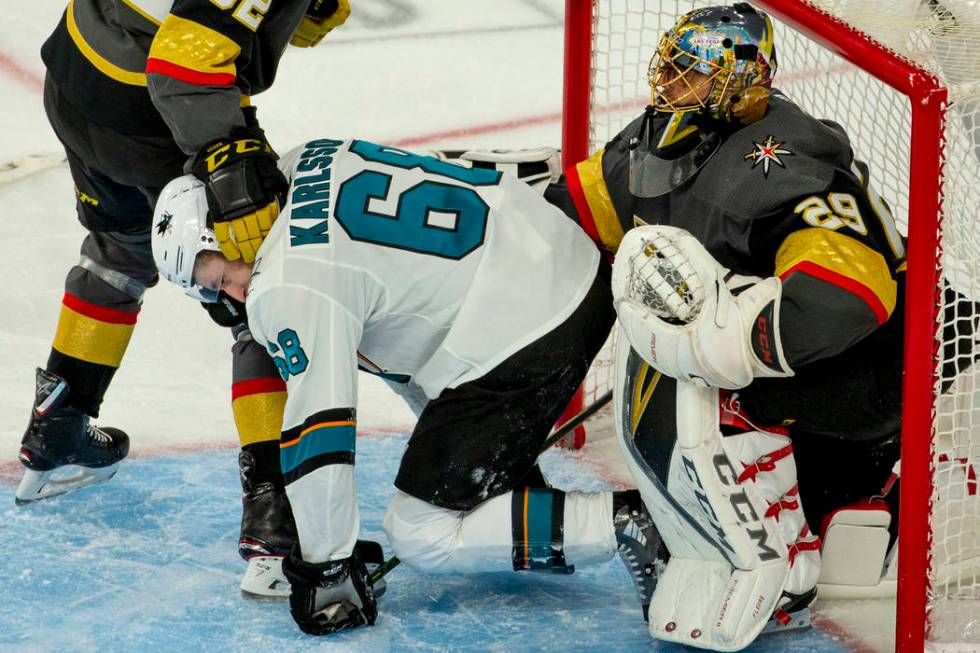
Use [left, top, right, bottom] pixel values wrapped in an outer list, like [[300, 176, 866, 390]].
[[817, 499, 894, 598]]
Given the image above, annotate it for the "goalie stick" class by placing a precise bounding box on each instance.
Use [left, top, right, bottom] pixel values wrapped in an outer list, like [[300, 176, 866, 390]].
[[369, 389, 615, 585]]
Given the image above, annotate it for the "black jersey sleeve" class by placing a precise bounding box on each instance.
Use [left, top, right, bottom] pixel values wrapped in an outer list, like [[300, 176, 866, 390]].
[[145, 0, 307, 154], [544, 118, 642, 255], [752, 165, 906, 367]]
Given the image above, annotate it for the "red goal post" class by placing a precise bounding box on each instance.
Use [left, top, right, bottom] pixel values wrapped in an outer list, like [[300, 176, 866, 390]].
[[561, 1, 980, 651]]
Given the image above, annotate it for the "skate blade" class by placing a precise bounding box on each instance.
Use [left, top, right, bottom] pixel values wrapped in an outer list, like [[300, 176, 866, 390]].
[[761, 607, 811, 636], [240, 556, 290, 601], [15, 464, 120, 505]]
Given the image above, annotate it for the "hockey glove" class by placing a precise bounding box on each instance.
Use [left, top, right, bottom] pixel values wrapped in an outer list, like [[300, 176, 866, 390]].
[[612, 225, 793, 389], [201, 292, 247, 329], [282, 542, 379, 635], [290, 0, 351, 48], [191, 127, 288, 263]]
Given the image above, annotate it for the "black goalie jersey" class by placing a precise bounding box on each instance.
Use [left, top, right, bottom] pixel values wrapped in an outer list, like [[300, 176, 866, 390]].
[[546, 92, 907, 442]]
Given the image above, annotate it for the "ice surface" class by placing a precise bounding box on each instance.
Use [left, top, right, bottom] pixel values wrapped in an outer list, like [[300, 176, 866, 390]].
[[0, 436, 855, 653], [0, 2, 897, 651]]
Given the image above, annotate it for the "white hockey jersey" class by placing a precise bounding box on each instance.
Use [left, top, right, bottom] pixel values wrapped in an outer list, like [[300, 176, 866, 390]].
[[246, 138, 600, 562]]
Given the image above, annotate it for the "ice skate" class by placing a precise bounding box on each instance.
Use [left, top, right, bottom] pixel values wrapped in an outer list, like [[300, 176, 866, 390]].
[[16, 368, 129, 505], [613, 490, 667, 621], [761, 588, 816, 636], [238, 450, 298, 600]]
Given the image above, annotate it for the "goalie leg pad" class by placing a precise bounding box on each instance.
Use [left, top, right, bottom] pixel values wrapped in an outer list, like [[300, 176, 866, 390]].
[[613, 336, 815, 651], [719, 429, 822, 614]]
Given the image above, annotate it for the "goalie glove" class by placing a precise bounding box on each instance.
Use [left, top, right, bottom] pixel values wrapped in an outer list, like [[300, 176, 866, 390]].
[[290, 0, 351, 48], [282, 540, 383, 635], [191, 126, 288, 263], [427, 147, 562, 193], [612, 225, 793, 389]]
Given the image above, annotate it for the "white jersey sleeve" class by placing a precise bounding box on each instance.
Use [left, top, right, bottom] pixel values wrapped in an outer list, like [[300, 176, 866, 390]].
[[247, 283, 363, 563]]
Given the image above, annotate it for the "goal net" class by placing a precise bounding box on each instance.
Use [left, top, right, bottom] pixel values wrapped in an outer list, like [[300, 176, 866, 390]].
[[562, 0, 980, 650]]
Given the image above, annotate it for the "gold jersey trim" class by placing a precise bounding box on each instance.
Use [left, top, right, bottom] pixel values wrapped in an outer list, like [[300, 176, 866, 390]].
[[66, 0, 148, 87], [575, 151, 626, 251], [775, 228, 897, 320], [149, 14, 240, 78]]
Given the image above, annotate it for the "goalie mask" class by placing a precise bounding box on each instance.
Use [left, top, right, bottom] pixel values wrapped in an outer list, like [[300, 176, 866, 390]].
[[650, 4, 777, 122], [628, 4, 777, 197], [151, 174, 222, 302]]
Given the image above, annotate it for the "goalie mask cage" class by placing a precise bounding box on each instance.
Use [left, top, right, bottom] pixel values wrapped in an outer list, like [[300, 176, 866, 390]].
[[562, 0, 980, 651]]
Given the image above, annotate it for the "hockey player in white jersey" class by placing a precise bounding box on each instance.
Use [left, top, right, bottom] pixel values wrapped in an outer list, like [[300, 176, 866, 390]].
[[151, 137, 665, 635]]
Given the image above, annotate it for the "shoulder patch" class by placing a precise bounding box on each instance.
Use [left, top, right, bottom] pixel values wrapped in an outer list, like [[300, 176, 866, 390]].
[[743, 135, 794, 177]]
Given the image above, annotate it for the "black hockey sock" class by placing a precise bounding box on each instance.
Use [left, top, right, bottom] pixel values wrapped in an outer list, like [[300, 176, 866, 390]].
[[242, 440, 283, 486], [46, 349, 118, 417]]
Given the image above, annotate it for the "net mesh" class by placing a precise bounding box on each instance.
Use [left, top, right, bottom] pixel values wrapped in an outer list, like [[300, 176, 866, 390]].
[[581, 0, 980, 646]]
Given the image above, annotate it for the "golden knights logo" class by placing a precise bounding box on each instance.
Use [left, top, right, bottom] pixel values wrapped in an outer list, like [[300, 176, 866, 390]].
[[744, 135, 793, 177]]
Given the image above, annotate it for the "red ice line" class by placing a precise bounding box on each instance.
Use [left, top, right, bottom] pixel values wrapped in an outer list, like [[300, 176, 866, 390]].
[[0, 49, 43, 93]]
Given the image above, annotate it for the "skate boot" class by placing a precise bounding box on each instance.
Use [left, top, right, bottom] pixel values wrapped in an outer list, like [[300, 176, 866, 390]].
[[762, 587, 817, 635], [613, 489, 668, 621], [238, 449, 299, 600], [16, 368, 130, 505]]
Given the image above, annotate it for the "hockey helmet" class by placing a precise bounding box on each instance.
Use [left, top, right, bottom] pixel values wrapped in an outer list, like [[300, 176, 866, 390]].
[[151, 175, 223, 302], [649, 3, 777, 123], [627, 4, 777, 197]]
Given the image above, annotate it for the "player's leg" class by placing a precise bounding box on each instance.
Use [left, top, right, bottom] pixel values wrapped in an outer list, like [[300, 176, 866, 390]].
[[230, 328, 297, 599], [16, 80, 182, 502], [384, 267, 665, 616]]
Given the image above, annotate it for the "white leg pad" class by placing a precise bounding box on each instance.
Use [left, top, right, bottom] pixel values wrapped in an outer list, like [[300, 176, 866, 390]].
[[612, 335, 821, 651], [649, 557, 789, 648], [817, 501, 892, 594]]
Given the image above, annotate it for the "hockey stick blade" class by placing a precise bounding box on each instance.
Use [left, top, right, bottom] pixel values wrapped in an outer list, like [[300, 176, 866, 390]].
[[370, 389, 615, 584]]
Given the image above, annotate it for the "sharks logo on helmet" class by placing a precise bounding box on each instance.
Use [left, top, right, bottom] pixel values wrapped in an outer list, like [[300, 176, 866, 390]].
[[151, 175, 222, 302]]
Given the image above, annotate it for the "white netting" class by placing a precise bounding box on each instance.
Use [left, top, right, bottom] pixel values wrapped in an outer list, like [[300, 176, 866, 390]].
[[580, 0, 980, 646]]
